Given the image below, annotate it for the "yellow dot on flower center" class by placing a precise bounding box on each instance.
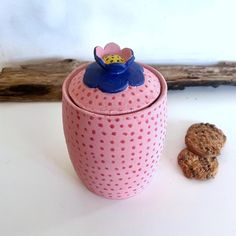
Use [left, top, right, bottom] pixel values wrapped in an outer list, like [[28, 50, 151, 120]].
[[103, 54, 125, 64]]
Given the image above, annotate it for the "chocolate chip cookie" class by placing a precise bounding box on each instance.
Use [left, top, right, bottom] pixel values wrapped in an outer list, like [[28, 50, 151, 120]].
[[178, 148, 218, 180], [185, 123, 226, 158]]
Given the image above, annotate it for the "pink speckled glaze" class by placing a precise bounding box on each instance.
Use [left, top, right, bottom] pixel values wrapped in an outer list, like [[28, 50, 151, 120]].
[[62, 63, 167, 200]]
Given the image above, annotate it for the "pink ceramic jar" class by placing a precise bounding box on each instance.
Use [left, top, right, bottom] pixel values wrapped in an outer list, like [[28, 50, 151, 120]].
[[62, 43, 167, 199]]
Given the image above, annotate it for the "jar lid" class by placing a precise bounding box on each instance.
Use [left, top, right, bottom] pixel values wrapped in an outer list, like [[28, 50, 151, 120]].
[[68, 43, 161, 115]]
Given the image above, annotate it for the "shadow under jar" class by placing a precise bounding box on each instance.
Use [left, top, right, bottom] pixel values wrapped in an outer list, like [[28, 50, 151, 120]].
[[62, 43, 167, 199]]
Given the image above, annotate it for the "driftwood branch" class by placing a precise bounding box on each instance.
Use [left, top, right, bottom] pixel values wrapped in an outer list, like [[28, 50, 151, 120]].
[[0, 59, 236, 101]]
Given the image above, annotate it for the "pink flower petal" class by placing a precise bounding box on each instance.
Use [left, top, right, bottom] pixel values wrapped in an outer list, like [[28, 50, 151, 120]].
[[104, 42, 121, 55], [95, 46, 105, 58], [121, 48, 133, 61]]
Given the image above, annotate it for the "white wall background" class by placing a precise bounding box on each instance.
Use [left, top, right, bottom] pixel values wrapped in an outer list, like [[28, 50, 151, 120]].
[[0, 0, 236, 68]]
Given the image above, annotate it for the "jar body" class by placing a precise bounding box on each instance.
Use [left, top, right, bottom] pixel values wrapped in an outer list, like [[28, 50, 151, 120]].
[[62, 64, 167, 199]]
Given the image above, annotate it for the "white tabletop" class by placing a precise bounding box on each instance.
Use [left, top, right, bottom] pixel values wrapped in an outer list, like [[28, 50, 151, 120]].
[[0, 86, 235, 236]]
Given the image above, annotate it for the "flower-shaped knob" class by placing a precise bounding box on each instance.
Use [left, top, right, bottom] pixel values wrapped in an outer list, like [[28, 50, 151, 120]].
[[83, 43, 145, 93]]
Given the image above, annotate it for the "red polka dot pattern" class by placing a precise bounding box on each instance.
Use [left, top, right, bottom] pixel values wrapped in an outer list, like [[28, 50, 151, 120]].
[[62, 63, 167, 200], [68, 67, 161, 115]]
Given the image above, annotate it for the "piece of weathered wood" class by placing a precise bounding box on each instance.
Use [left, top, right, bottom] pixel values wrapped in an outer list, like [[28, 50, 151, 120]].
[[152, 62, 236, 90], [0, 60, 235, 101]]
